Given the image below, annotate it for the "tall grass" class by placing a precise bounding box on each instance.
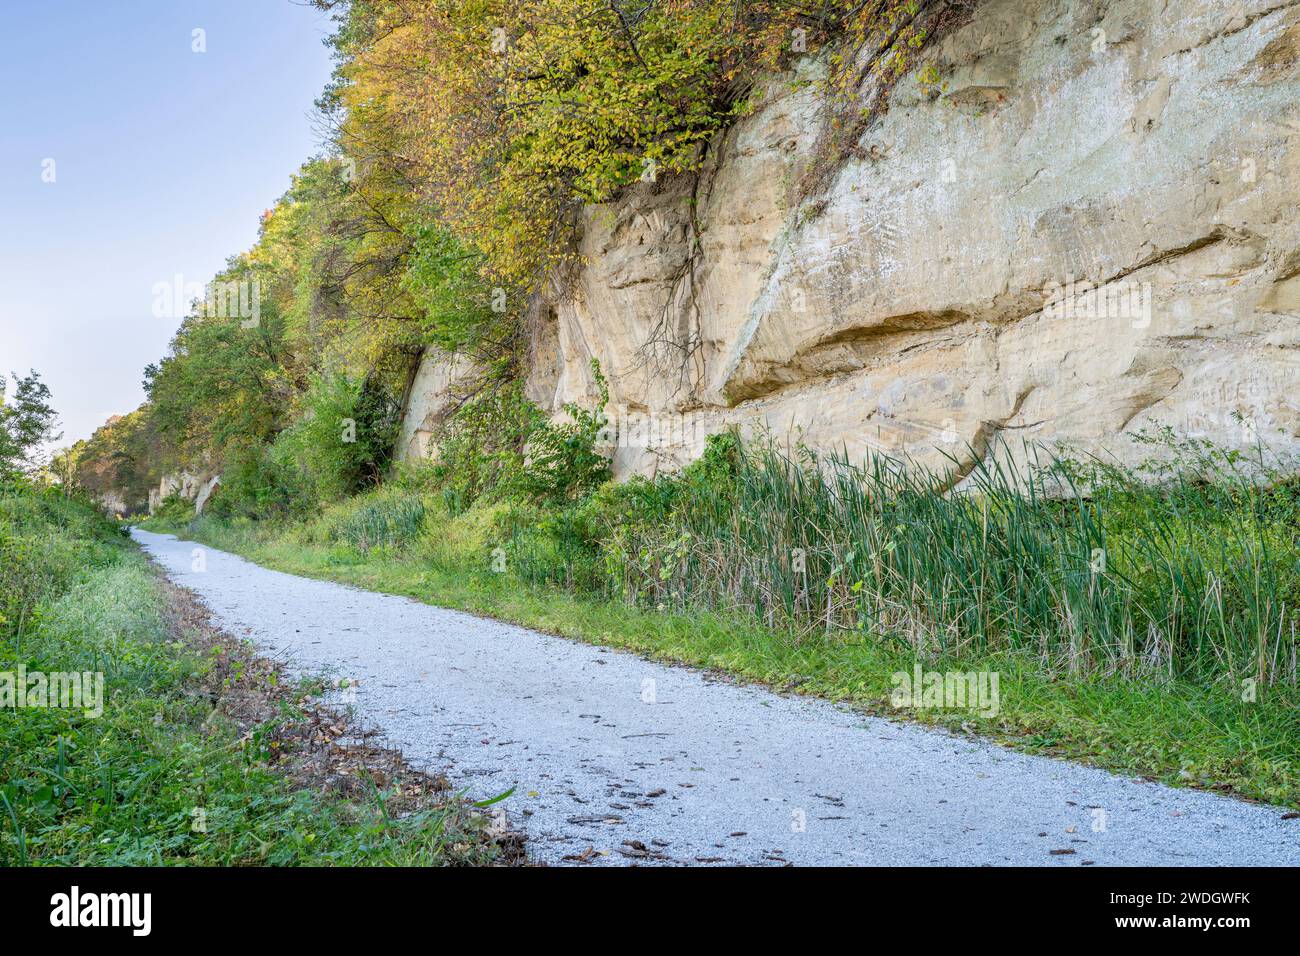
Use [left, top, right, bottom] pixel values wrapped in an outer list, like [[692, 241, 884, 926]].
[[330, 491, 427, 551], [607, 436, 1298, 688]]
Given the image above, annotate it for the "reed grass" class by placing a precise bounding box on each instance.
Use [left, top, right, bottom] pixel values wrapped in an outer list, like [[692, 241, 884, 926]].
[[609, 436, 1298, 689], [330, 491, 427, 551]]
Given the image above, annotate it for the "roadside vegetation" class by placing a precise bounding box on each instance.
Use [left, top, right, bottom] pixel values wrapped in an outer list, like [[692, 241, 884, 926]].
[[0, 480, 519, 865]]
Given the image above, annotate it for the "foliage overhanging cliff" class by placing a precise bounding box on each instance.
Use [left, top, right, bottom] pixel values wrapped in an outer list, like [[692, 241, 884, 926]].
[[66, 0, 940, 514]]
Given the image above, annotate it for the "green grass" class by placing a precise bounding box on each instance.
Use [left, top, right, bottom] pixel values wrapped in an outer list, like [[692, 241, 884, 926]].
[[1, 482, 510, 865], [143, 471, 1300, 809]]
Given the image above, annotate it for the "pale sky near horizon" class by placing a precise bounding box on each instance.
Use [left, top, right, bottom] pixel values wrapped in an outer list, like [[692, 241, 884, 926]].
[[0, 0, 337, 451]]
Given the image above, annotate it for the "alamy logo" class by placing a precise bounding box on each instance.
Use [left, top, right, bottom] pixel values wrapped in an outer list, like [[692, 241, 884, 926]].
[[151, 274, 261, 327], [1, 666, 103, 718], [890, 664, 1000, 718], [49, 887, 151, 936], [1042, 276, 1152, 329]]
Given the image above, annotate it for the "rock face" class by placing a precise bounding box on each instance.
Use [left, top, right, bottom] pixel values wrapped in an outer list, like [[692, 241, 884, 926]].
[[149, 470, 221, 515], [96, 490, 131, 518], [395, 349, 482, 462], [403, 0, 1300, 480], [193, 474, 222, 515]]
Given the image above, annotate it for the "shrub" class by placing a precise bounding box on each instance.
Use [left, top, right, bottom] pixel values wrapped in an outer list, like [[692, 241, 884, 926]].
[[151, 492, 195, 526], [207, 442, 315, 522], [492, 430, 740, 591], [509, 361, 612, 504], [275, 373, 400, 504], [424, 382, 541, 515], [420, 360, 613, 513]]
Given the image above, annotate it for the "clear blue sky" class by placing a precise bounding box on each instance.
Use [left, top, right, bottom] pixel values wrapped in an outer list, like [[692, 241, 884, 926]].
[[0, 0, 337, 449]]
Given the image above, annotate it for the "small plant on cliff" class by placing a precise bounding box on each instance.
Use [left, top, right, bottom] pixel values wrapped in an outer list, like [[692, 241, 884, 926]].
[[512, 360, 612, 504]]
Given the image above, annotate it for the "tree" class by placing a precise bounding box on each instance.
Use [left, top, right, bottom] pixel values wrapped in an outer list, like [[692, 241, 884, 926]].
[[63, 409, 162, 509], [0, 371, 61, 479]]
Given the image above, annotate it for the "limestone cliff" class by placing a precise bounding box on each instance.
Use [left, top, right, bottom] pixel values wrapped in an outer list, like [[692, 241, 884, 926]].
[[400, 0, 1300, 480], [148, 470, 221, 516]]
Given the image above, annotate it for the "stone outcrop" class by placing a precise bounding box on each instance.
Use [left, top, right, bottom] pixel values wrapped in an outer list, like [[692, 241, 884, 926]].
[[95, 490, 131, 518], [149, 470, 221, 515], [193, 474, 222, 515], [395, 349, 482, 462], [401, 0, 1300, 481]]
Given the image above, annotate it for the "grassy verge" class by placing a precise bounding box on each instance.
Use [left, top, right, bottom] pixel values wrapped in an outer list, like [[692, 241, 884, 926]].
[[1, 482, 520, 865], [142, 473, 1300, 810]]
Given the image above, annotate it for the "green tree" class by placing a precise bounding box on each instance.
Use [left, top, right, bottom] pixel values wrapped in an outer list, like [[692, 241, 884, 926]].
[[0, 371, 61, 479]]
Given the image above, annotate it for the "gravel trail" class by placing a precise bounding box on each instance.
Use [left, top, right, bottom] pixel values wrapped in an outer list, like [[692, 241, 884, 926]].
[[133, 529, 1299, 867]]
